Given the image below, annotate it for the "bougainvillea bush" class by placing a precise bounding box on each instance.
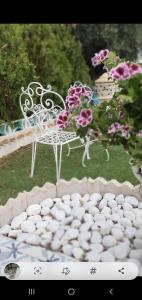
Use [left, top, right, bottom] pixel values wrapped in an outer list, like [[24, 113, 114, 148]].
[[56, 49, 142, 168]]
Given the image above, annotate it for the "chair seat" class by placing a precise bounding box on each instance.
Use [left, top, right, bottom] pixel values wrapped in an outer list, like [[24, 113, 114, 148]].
[[36, 130, 79, 145]]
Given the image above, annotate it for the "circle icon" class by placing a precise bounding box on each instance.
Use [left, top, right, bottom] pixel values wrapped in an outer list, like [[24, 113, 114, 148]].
[[68, 288, 75, 296], [3, 262, 21, 280]]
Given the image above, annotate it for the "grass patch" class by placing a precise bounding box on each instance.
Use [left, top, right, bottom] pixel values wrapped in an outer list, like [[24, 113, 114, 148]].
[[0, 141, 139, 205]]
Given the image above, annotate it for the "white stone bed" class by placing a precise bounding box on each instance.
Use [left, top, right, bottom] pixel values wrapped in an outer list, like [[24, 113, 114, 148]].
[[0, 178, 142, 274]]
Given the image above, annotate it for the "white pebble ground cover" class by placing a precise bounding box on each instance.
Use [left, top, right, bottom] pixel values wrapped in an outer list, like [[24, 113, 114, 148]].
[[0, 193, 142, 267]]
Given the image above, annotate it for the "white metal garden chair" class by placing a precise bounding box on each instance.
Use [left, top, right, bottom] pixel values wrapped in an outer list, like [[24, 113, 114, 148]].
[[19, 82, 80, 181]]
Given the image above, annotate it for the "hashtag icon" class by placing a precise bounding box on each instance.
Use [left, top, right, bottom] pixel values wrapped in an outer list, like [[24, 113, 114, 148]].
[[90, 267, 97, 275]]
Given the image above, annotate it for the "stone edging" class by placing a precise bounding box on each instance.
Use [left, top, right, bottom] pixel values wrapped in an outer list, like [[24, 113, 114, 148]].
[[0, 177, 142, 227]]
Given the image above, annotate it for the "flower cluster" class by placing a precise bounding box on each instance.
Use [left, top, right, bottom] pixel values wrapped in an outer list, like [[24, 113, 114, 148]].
[[56, 111, 69, 129], [56, 83, 93, 129], [108, 123, 131, 139], [110, 62, 142, 81], [91, 49, 109, 67], [76, 109, 93, 127], [66, 85, 91, 110]]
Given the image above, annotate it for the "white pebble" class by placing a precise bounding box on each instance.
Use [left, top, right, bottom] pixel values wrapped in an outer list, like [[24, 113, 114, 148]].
[[61, 216, 73, 226], [83, 213, 93, 222], [125, 196, 138, 207], [110, 213, 120, 222], [125, 227, 136, 239], [41, 206, 50, 216], [71, 193, 81, 201], [72, 247, 84, 260], [46, 220, 59, 232], [91, 231, 102, 244], [99, 198, 108, 210], [54, 229, 64, 240], [62, 194, 71, 201], [116, 194, 125, 204], [11, 216, 23, 230], [28, 215, 42, 224], [101, 206, 111, 218], [0, 224, 11, 235], [71, 219, 81, 228], [100, 222, 111, 235], [88, 206, 99, 215], [42, 232, 52, 240], [112, 207, 123, 217], [133, 218, 142, 227], [35, 228, 46, 236], [101, 251, 115, 262], [114, 243, 130, 259], [64, 228, 79, 241], [21, 220, 36, 233], [111, 228, 123, 240], [108, 199, 117, 208], [78, 231, 91, 242], [26, 204, 41, 216], [82, 193, 90, 201], [25, 234, 41, 245], [72, 207, 85, 220], [80, 222, 92, 232], [123, 203, 133, 211], [120, 217, 131, 228], [50, 207, 65, 221], [85, 251, 100, 262], [70, 240, 80, 247], [133, 238, 142, 249], [84, 199, 97, 210], [51, 239, 61, 251], [94, 213, 106, 222], [90, 193, 102, 202], [18, 212, 27, 221], [41, 198, 53, 208], [102, 235, 117, 248], [90, 243, 103, 253], [36, 221, 48, 229], [135, 228, 142, 238], [56, 202, 71, 215], [62, 244, 72, 256], [104, 193, 115, 200], [129, 249, 142, 260], [80, 241, 90, 251]]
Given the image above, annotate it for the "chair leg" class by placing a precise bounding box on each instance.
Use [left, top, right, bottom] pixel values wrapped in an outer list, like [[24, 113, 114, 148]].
[[30, 141, 37, 177], [54, 144, 63, 181], [105, 148, 110, 162], [66, 143, 71, 157]]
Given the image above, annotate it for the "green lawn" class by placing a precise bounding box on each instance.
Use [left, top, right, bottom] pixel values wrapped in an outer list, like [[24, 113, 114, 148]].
[[0, 141, 139, 205]]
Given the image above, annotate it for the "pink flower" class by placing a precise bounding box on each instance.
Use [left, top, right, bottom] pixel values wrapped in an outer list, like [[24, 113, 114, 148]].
[[99, 49, 109, 61], [76, 109, 93, 127], [121, 125, 131, 139], [91, 53, 100, 67], [110, 62, 131, 80], [128, 62, 142, 75], [92, 49, 109, 67], [66, 95, 81, 109], [137, 130, 142, 137], [108, 122, 121, 134], [56, 111, 69, 129]]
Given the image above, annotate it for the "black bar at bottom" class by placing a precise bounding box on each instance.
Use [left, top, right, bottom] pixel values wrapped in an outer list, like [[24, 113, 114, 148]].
[[0, 277, 140, 298]]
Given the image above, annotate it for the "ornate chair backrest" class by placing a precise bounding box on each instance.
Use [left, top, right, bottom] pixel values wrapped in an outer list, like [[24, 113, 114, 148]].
[[19, 82, 66, 138]]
